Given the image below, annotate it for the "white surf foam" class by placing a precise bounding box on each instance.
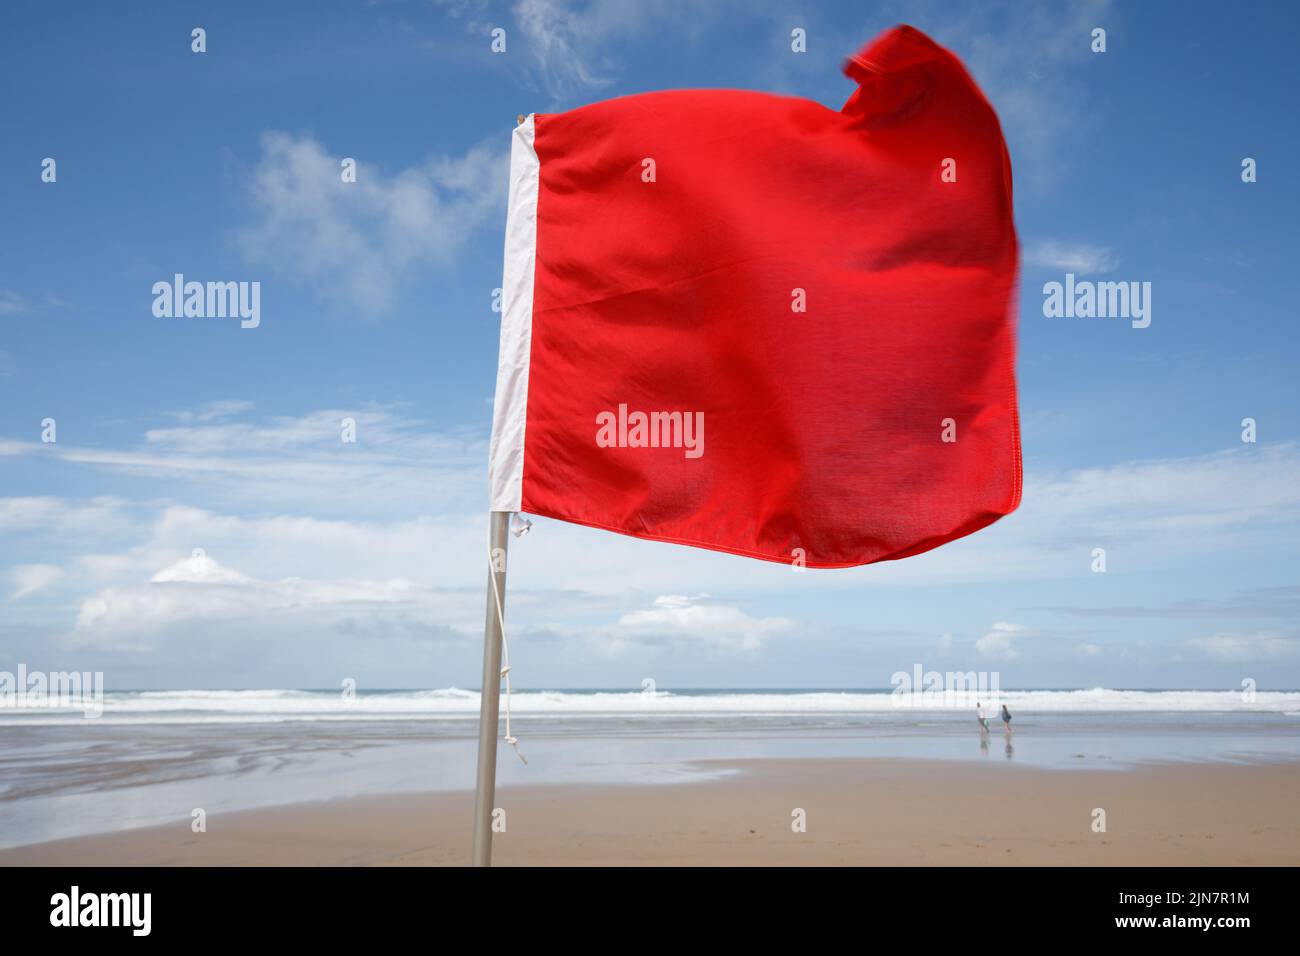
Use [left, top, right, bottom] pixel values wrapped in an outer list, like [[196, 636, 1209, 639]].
[[3, 687, 1298, 725]]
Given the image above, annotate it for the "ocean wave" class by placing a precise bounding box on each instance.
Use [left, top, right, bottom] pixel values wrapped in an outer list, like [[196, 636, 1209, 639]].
[[2, 687, 1298, 725]]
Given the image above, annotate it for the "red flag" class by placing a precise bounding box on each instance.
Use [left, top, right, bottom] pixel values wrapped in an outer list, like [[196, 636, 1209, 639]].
[[489, 25, 1021, 569]]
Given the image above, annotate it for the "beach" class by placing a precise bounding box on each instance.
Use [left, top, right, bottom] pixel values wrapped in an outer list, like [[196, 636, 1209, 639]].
[[3, 688, 1300, 865], [4, 757, 1299, 866]]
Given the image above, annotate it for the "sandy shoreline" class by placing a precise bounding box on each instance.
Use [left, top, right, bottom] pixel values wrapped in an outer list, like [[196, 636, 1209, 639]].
[[3, 757, 1298, 866]]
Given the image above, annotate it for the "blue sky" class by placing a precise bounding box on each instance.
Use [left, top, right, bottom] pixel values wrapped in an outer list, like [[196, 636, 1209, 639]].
[[2, 0, 1298, 690]]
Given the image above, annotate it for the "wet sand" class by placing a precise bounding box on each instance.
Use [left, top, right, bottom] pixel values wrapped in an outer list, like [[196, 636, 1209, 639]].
[[4, 757, 1298, 866]]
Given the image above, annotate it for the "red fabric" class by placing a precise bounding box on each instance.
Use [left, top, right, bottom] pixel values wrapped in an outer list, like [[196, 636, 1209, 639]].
[[520, 25, 1021, 568]]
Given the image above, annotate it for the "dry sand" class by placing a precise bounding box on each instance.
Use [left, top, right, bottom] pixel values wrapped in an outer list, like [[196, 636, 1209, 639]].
[[4, 757, 1298, 866]]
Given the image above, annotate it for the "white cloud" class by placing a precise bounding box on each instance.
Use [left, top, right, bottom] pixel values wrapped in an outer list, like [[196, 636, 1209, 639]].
[[90, 505, 471, 589], [169, 400, 255, 425], [11, 433, 1299, 678], [9, 438, 1300, 606], [9, 564, 64, 600], [1025, 445, 1300, 537], [73, 552, 471, 646], [0, 290, 30, 315], [604, 593, 794, 652], [513, 0, 615, 98], [451, 1, 1110, 173], [150, 551, 251, 585], [1186, 631, 1300, 662], [1, 406, 486, 514], [508, 0, 729, 101], [0, 496, 127, 534], [1023, 239, 1119, 274], [141, 405, 460, 457], [8, 390, 1300, 655], [863, 443, 1300, 587], [64, 533, 625, 659], [975, 621, 1026, 660], [235, 132, 507, 314]]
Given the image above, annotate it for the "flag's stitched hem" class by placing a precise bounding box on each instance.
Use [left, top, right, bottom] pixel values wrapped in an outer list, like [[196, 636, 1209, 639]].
[[517, 502, 1014, 571]]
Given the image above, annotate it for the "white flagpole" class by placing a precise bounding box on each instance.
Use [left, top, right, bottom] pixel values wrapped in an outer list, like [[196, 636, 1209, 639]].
[[472, 510, 510, 866]]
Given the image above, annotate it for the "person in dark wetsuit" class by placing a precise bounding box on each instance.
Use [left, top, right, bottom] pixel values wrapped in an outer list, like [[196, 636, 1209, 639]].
[[1000, 704, 1013, 736]]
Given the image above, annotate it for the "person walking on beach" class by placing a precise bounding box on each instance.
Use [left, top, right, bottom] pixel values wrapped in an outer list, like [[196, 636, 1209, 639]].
[[976, 701, 990, 736], [1000, 704, 1013, 736]]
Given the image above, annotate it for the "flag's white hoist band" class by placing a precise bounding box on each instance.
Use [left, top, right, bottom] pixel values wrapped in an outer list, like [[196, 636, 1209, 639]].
[[487, 114, 538, 513]]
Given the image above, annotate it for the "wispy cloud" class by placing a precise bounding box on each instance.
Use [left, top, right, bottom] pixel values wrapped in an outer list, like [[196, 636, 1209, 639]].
[[9, 434, 1300, 675], [505, 0, 733, 101], [1023, 239, 1119, 274], [1, 404, 485, 513], [169, 400, 255, 425], [0, 496, 128, 534], [8, 420, 1300, 598], [234, 132, 507, 315], [9, 564, 64, 600], [1185, 631, 1300, 662], [0, 290, 30, 315], [512, 0, 616, 98], [1029, 586, 1300, 620], [0, 289, 71, 316]]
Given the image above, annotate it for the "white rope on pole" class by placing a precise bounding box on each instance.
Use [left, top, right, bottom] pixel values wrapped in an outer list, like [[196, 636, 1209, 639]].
[[488, 539, 527, 765]]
